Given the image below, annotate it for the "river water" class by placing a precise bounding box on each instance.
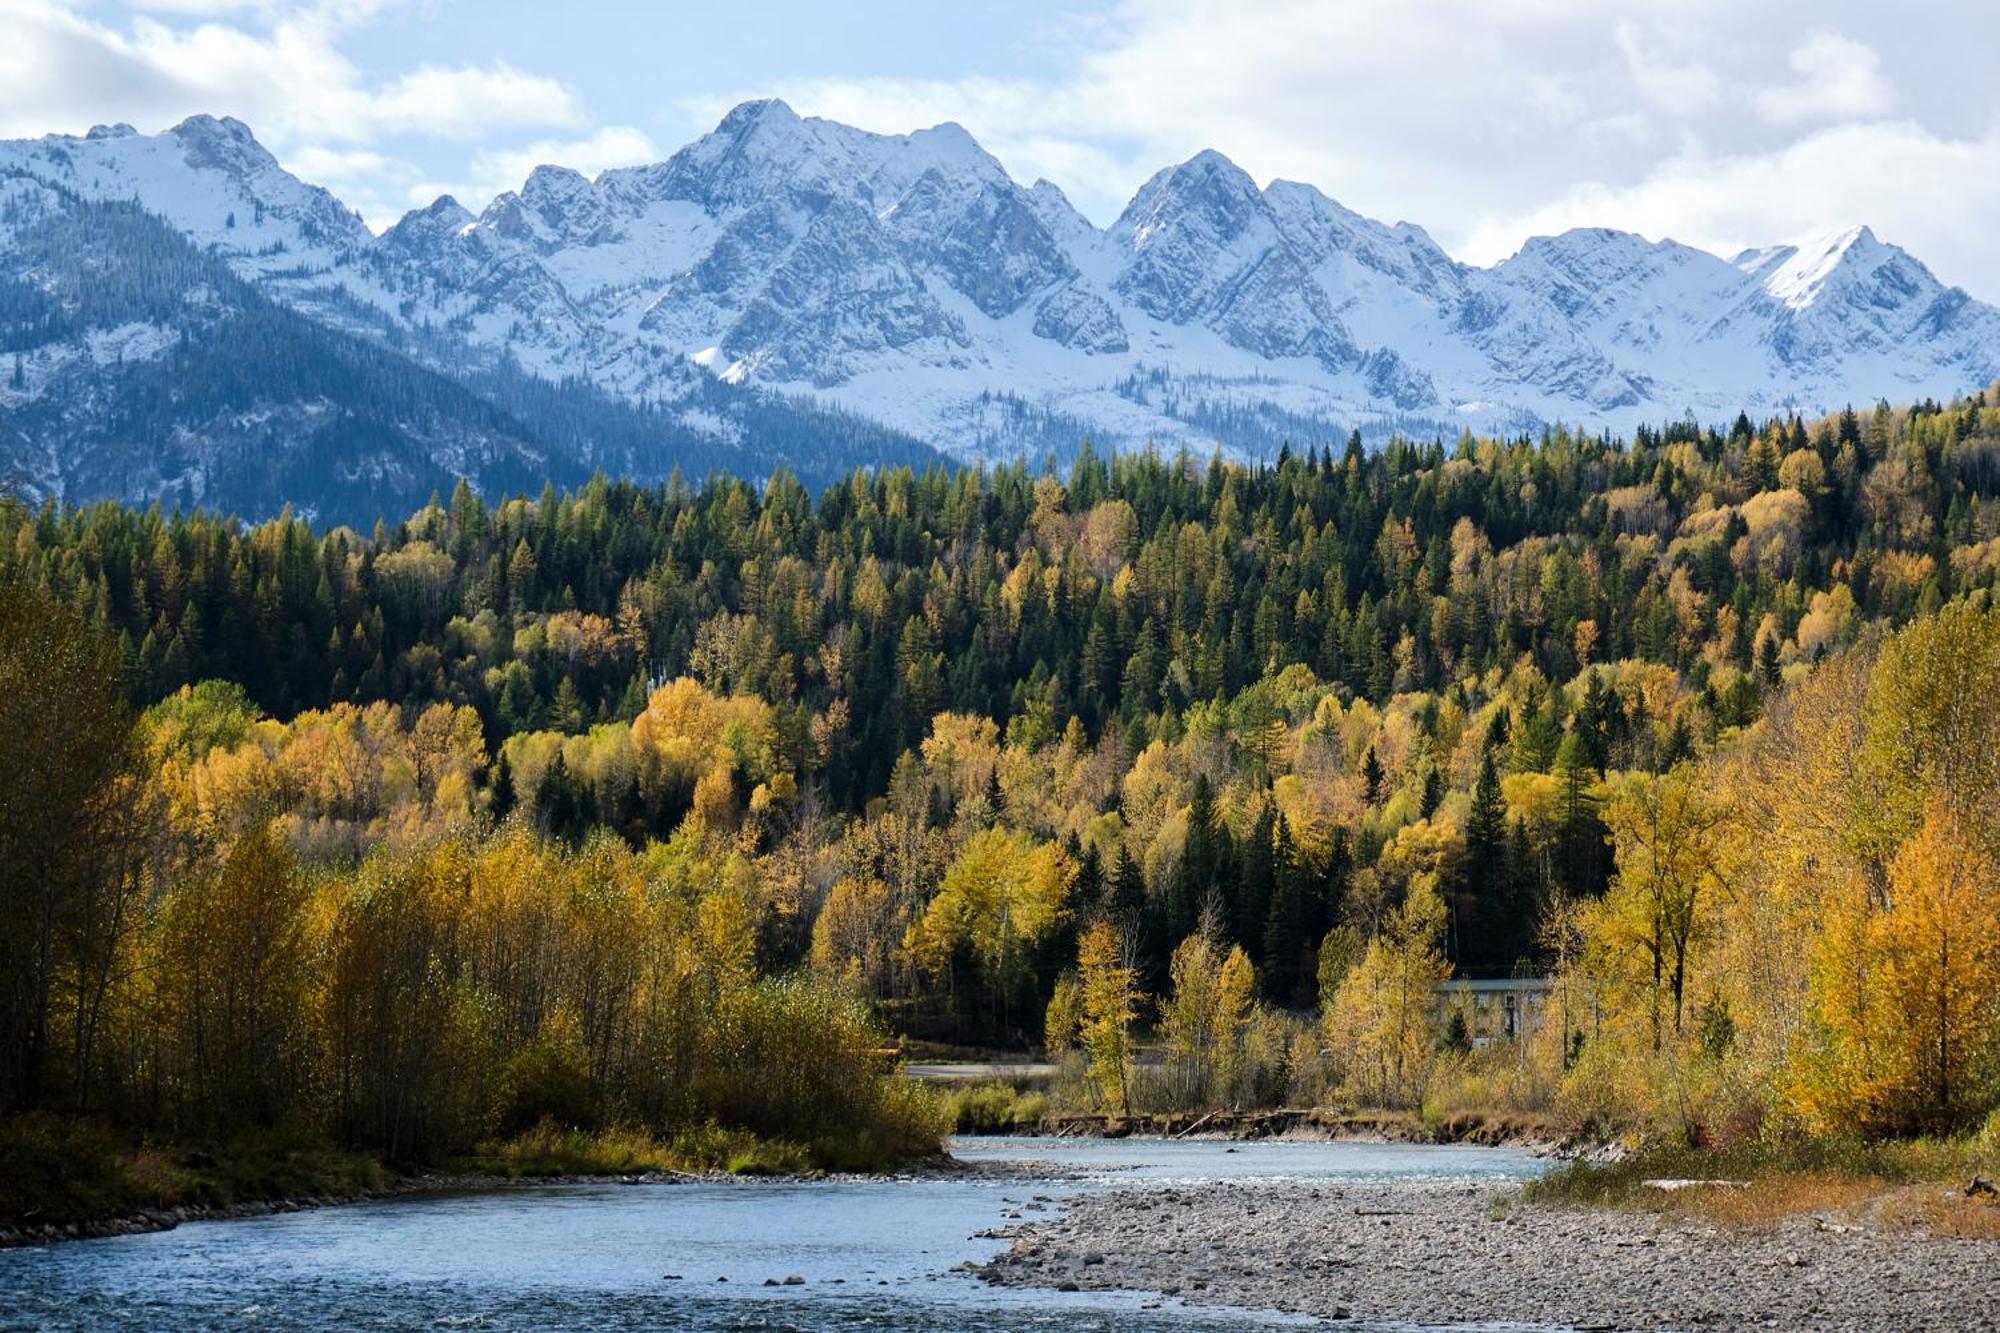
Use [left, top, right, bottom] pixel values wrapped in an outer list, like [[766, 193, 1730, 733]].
[[0, 1137, 1546, 1331]]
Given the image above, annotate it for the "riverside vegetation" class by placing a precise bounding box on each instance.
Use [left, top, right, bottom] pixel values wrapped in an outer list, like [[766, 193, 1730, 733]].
[[4, 391, 2000, 1231]]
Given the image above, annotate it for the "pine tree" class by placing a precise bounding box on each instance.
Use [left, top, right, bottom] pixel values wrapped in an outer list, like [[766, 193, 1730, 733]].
[[1262, 815, 1309, 1004], [1462, 748, 1509, 967], [540, 753, 587, 847], [550, 677, 586, 734], [616, 672, 650, 722], [1071, 839, 1104, 924], [1554, 731, 1606, 898], [1235, 801, 1277, 958], [1758, 633, 1783, 688], [489, 751, 516, 823], [1514, 686, 1562, 772], [1419, 761, 1444, 819], [1171, 774, 1230, 946], [1107, 846, 1147, 931]]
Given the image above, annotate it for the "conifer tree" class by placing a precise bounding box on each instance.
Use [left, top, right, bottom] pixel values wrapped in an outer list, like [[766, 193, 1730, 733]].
[[1463, 748, 1509, 966]]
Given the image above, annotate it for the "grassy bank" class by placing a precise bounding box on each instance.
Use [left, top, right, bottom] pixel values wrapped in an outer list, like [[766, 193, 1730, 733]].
[[455, 1121, 838, 1178], [1528, 1135, 2000, 1236], [935, 1082, 1555, 1146], [0, 1115, 390, 1232], [1, 1101, 951, 1239], [938, 1081, 1051, 1134]]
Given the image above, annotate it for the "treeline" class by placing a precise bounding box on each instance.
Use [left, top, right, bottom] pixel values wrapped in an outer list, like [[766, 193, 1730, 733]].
[[3, 388, 1999, 1146]]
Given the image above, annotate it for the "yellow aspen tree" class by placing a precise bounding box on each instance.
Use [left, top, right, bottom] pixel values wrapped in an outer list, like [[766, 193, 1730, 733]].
[[1162, 927, 1254, 1109], [1077, 920, 1140, 1116], [1599, 767, 1727, 1049], [1164, 932, 1226, 1106], [1325, 874, 1450, 1107], [1872, 805, 2000, 1128], [1216, 944, 1256, 1102], [1043, 971, 1085, 1056], [1793, 803, 2000, 1134]]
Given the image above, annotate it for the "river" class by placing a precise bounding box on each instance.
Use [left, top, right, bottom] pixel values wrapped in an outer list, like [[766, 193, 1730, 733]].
[[0, 1137, 1547, 1330]]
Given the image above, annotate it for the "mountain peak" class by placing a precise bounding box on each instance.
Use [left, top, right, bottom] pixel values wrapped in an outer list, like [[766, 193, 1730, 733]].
[[1182, 147, 1246, 173], [700, 97, 814, 161], [169, 113, 260, 146], [910, 120, 978, 151], [521, 163, 594, 202], [1760, 224, 1902, 310], [168, 113, 280, 178], [900, 120, 1002, 179], [1116, 148, 1261, 243], [1167, 148, 1259, 197], [715, 97, 800, 133], [394, 194, 474, 230], [1520, 226, 1659, 255]]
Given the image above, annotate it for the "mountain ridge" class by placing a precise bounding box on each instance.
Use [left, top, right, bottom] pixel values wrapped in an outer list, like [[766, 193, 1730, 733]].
[[3, 101, 1998, 514]]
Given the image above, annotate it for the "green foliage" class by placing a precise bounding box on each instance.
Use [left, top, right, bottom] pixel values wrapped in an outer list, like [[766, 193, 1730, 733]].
[[943, 1081, 1051, 1134]]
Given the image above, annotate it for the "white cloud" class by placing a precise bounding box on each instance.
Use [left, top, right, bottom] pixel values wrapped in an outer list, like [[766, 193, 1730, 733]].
[[6, 0, 1999, 298], [351, 63, 583, 142], [125, 0, 275, 15], [469, 126, 659, 186], [685, 0, 1999, 298], [0, 1, 585, 143], [283, 142, 411, 192], [0, 0, 637, 229], [1755, 31, 1896, 126], [1613, 20, 1723, 114]]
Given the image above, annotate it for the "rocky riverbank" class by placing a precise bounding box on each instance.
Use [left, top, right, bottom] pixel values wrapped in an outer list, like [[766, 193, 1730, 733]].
[[0, 1184, 401, 1248], [974, 1176, 2000, 1330]]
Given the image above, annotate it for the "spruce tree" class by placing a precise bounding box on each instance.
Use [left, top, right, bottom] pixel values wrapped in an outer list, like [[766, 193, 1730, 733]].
[[1463, 749, 1509, 966], [1361, 746, 1385, 804], [1262, 815, 1308, 1004], [489, 751, 516, 824], [1171, 774, 1227, 945], [1758, 633, 1783, 688], [1554, 731, 1607, 898], [1236, 801, 1277, 959]]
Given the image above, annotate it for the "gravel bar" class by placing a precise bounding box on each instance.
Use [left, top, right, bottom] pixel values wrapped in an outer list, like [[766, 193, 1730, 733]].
[[974, 1177, 2000, 1330]]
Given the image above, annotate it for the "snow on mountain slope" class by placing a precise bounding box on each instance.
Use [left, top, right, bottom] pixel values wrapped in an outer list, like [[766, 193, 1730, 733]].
[[0, 170, 941, 520], [4, 102, 1997, 474], [0, 117, 371, 275], [0, 177, 572, 521]]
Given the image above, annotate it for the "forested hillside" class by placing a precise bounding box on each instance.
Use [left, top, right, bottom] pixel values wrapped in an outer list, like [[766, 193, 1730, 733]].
[[3, 389, 1999, 1174]]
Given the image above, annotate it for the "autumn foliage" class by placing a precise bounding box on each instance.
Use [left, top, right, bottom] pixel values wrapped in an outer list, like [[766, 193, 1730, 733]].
[[4, 389, 1999, 1153]]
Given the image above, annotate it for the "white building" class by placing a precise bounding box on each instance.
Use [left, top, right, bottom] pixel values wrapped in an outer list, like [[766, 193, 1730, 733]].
[[1436, 977, 1551, 1047]]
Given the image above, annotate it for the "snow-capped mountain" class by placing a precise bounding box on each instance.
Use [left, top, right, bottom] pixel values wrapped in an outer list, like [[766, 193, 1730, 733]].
[[0, 116, 374, 277], [0, 111, 949, 517], [4, 100, 1998, 510], [0, 172, 571, 520]]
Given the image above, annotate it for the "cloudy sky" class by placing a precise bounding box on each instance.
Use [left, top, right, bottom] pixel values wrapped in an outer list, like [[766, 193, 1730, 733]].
[[6, 0, 1998, 297]]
